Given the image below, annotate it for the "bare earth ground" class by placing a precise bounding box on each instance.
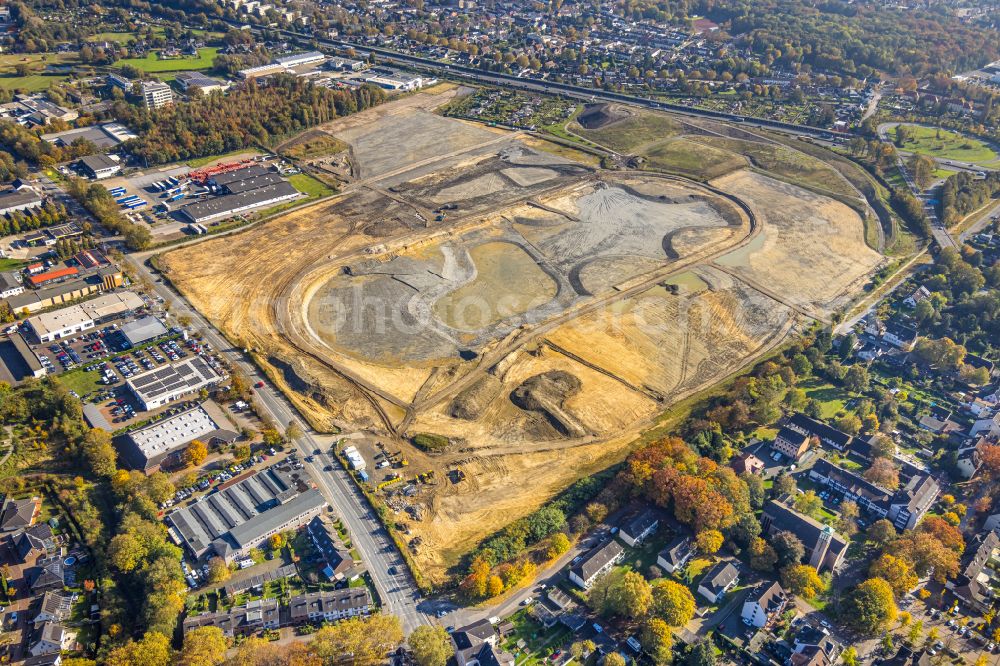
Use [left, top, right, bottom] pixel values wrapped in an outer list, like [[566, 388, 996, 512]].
[[159, 93, 885, 584]]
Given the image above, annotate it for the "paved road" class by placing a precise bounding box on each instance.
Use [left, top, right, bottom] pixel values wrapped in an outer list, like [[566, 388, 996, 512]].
[[122, 253, 434, 634]]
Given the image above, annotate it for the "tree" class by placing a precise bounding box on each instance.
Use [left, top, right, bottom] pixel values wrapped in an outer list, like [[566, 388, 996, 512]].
[[773, 531, 806, 568], [82, 427, 117, 477], [105, 632, 173, 666], [781, 564, 827, 599], [696, 529, 724, 555], [309, 614, 403, 664], [185, 440, 208, 467], [487, 575, 503, 597], [409, 626, 453, 666], [605, 654, 626, 666], [612, 570, 652, 618], [834, 413, 863, 436], [179, 626, 227, 666], [749, 537, 778, 571], [108, 533, 147, 572], [775, 473, 797, 496], [869, 553, 918, 599], [864, 457, 900, 490], [685, 640, 717, 666], [640, 618, 673, 664], [207, 557, 230, 584], [842, 647, 858, 666], [225, 639, 321, 665], [846, 578, 898, 634], [867, 519, 897, 547], [546, 532, 571, 559], [794, 490, 824, 520], [651, 578, 696, 626]]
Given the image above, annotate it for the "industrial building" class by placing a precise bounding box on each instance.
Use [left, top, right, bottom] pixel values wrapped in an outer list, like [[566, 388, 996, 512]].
[[117, 404, 238, 473], [166, 465, 326, 561], [27, 266, 78, 288], [0, 271, 23, 299], [0, 185, 43, 216], [118, 315, 168, 348], [275, 51, 325, 68], [174, 72, 229, 94], [77, 154, 121, 180], [180, 167, 300, 224], [24, 291, 144, 343], [141, 81, 173, 109], [127, 356, 222, 410], [41, 122, 138, 149]]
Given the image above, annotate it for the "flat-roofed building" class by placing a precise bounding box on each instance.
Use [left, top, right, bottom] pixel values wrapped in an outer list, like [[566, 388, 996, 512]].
[[26, 304, 94, 342], [0, 187, 43, 215], [167, 465, 325, 562], [141, 80, 173, 109], [180, 181, 300, 224], [117, 404, 238, 473], [77, 154, 120, 180], [127, 356, 222, 410], [119, 315, 167, 348]]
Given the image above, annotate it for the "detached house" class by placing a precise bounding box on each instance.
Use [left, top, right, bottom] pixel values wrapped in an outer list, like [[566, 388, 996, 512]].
[[741, 581, 787, 628], [697, 561, 739, 604], [452, 620, 514, 666]]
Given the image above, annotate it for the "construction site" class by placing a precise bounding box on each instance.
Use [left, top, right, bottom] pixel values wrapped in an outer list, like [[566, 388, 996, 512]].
[[158, 88, 886, 584]]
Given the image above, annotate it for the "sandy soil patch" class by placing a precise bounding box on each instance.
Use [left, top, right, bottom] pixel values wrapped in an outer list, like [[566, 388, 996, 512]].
[[711, 170, 882, 313]]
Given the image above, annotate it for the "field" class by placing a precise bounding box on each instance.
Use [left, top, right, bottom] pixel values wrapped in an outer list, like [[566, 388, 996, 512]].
[[895, 124, 998, 165], [0, 53, 77, 91], [281, 134, 348, 160], [116, 48, 219, 73], [159, 90, 886, 584]]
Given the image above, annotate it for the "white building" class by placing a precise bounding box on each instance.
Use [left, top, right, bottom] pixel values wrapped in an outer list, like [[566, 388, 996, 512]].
[[127, 356, 221, 410], [141, 81, 173, 109]]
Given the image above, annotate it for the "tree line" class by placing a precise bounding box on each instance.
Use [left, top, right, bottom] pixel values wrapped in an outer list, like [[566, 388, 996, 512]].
[[121, 75, 388, 165], [938, 171, 1000, 227], [65, 177, 151, 250], [0, 200, 69, 238]]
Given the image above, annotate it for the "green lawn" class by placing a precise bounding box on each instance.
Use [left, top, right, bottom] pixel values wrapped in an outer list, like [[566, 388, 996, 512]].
[[800, 378, 849, 419], [0, 258, 26, 271], [896, 125, 998, 166], [0, 52, 78, 92], [288, 173, 335, 199], [117, 47, 220, 73], [55, 367, 105, 401]]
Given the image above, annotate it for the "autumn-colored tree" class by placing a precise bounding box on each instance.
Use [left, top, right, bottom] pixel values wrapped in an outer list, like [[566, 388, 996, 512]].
[[781, 564, 827, 599], [749, 537, 778, 571], [867, 519, 897, 547], [179, 626, 227, 666], [869, 554, 918, 597], [309, 614, 403, 664], [605, 653, 627, 666], [845, 578, 898, 634], [651, 578, 696, 626], [696, 529, 724, 555], [980, 444, 1000, 476], [864, 457, 900, 490], [794, 490, 824, 519], [207, 557, 231, 584], [409, 625, 453, 666], [185, 439, 208, 467], [224, 637, 321, 665], [269, 533, 286, 552], [546, 532, 571, 559], [487, 575, 503, 597], [460, 556, 490, 599], [108, 533, 147, 572], [105, 631, 173, 666], [640, 618, 674, 664]]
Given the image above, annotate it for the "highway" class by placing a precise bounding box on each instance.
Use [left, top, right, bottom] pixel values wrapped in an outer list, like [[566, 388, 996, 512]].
[[238, 22, 843, 143], [122, 253, 435, 634]]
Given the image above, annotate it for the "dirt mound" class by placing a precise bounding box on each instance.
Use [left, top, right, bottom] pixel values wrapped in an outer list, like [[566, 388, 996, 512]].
[[450, 374, 503, 420], [577, 104, 632, 130], [510, 371, 587, 437]]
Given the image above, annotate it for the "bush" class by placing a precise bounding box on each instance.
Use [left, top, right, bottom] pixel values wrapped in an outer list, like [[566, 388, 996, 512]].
[[411, 433, 450, 452]]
